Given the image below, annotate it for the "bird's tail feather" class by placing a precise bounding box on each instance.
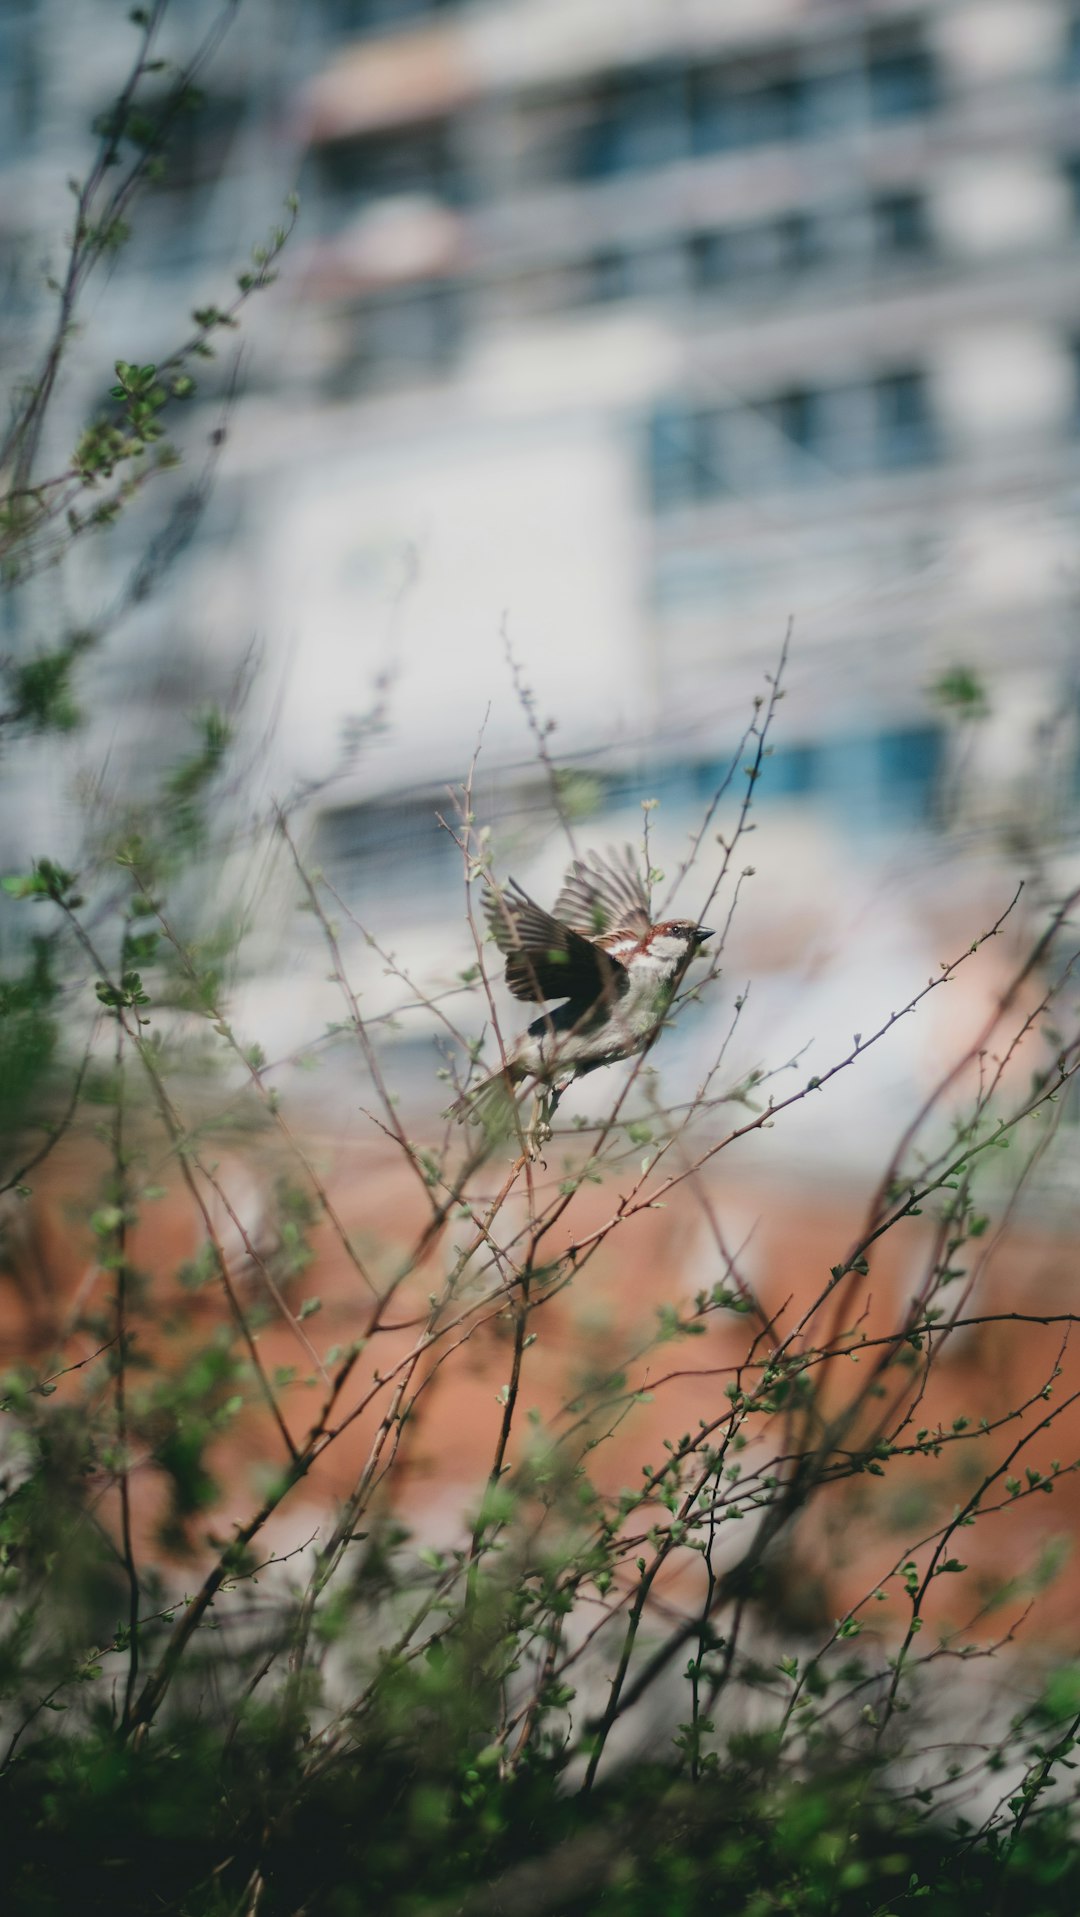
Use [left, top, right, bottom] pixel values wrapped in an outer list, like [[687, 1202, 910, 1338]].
[[446, 1066, 525, 1138]]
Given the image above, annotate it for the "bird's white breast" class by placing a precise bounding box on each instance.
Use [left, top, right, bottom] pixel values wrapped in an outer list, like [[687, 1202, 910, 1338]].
[[636, 932, 691, 970]]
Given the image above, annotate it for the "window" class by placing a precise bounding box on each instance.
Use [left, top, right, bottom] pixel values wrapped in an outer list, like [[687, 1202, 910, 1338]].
[[576, 68, 689, 179], [796, 65, 864, 140], [647, 368, 938, 511], [715, 389, 830, 492], [872, 190, 930, 258], [690, 229, 730, 289], [585, 241, 690, 304], [878, 726, 942, 818], [514, 29, 939, 194], [148, 90, 246, 195], [724, 220, 790, 278], [779, 211, 823, 271], [683, 194, 927, 305], [604, 731, 942, 824], [641, 744, 820, 803], [316, 120, 465, 208], [768, 387, 828, 463], [689, 213, 820, 293], [627, 242, 691, 299], [589, 249, 631, 304], [339, 283, 463, 388], [1069, 338, 1080, 426], [514, 30, 940, 195], [771, 727, 942, 822], [631, 765, 702, 813], [689, 28, 935, 157], [0, 9, 38, 163], [867, 30, 938, 119], [323, 0, 463, 34], [760, 743, 817, 799], [875, 369, 936, 468], [0, 232, 34, 323], [647, 404, 713, 511], [117, 89, 246, 270], [316, 794, 455, 907], [690, 60, 805, 156]]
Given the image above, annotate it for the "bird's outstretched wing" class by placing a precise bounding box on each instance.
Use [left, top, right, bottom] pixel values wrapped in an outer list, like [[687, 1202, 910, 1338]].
[[551, 846, 652, 940], [484, 882, 628, 1006]]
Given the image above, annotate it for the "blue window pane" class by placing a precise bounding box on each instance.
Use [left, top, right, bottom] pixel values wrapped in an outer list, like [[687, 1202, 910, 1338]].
[[626, 243, 691, 299], [690, 230, 729, 288], [690, 748, 820, 806], [797, 68, 864, 138], [868, 43, 937, 120], [725, 220, 787, 277], [879, 726, 942, 817], [638, 766, 701, 811], [689, 758, 731, 804], [602, 772, 646, 811], [647, 406, 711, 511], [317, 796, 454, 905], [817, 735, 883, 820], [692, 67, 804, 155], [872, 191, 930, 258], [578, 72, 689, 178], [0, 16, 38, 162], [589, 250, 631, 303], [612, 736, 944, 826], [875, 371, 938, 467], [645, 369, 939, 512], [760, 743, 817, 798], [589, 242, 691, 305], [358, 285, 463, 376], [317, 121, 465, 207], [772, 388, 826, 458], [752, 388, 832, 486], [689, 71, 730, 155], [779, 212, 822, 271], [731, 77, 803, 148], [0, 231, 34, 320], [326, 0, 462, 31]]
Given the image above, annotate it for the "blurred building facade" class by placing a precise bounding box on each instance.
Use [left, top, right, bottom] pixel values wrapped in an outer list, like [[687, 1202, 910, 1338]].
[[285, 0, 1080, 820], [3, 0, 1080, 1143]]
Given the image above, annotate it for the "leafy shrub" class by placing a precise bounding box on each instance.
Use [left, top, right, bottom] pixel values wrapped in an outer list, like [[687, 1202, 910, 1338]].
[[4, 10, 1080, 1916]]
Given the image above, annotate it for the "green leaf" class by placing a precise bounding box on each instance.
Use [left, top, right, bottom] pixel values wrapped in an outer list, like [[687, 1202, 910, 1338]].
[[90, 1206, 124, 1237]]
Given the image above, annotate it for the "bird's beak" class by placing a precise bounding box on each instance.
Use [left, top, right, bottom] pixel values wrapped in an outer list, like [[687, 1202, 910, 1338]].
[[696, 926, 714, 945]]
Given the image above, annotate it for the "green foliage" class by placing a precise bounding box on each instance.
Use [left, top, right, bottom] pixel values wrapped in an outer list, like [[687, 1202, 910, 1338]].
[[5, 638, 93, 733], [931, 664, 990, 720], [163, 708, 233, 851], [0, 940, 58, 1137], [3, 1709, 1080, 1915], [3, 10, 1080, 1917]]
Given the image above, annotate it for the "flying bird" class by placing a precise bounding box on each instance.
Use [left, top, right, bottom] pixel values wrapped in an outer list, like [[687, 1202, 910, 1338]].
[[451, 846, 713, 1145]]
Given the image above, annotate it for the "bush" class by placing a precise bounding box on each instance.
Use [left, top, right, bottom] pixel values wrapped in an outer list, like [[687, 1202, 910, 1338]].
[[4, 10, 1080, 1914]]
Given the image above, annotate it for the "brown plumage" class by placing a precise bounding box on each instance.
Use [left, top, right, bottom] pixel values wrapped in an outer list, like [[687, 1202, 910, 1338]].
[[450, 847, 713, 1135]]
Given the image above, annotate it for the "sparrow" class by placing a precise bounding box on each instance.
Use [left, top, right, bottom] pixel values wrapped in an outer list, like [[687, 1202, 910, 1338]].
[[451, 846, 713, 1140]]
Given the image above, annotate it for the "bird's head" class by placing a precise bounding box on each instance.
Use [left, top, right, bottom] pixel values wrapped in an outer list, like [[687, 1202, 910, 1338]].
[[640, 920, 714, 970], [658, 919, 713, 948]]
